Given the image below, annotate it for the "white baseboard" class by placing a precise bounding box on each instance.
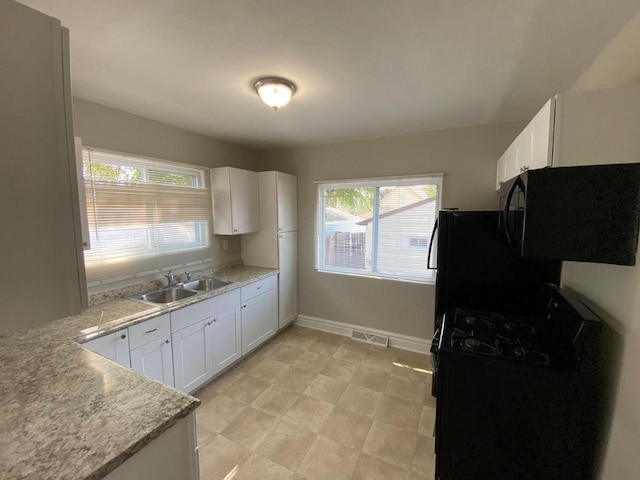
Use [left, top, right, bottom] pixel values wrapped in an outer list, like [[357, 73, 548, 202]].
[[294, 315, 430, 354]]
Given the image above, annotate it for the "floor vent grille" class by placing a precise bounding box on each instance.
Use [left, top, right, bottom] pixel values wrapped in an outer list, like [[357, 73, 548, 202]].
[[351, 329, 389, 347]]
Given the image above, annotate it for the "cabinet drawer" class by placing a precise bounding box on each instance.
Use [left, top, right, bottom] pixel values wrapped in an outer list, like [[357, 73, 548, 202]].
[[171, 289, 241, 332], [241, 275, 277, 302], [129, 314, 170, 350]]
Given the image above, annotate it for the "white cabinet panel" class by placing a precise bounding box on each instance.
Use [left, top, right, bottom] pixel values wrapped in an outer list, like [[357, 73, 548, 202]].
[[171, 290, 240, 333], [528, 99, 554, 170], [496, 98, 555, 189], [129, 314, 170, 350], [84, 329, 131, 368], [241, 289, 277, 355], [212, 305, 242, 372], [211, 167, 259, 235], [276, 172, 297, 232], [278, 232, 298, 329], [240, 275, 277, 302], [172, 320, 214, 393], [131, 336, 174, 387]]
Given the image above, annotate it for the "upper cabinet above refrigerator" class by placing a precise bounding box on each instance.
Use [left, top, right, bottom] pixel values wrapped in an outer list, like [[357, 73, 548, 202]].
[[276, 172, 298, 233], [496, 85, 640, 190], [211, 167, 260, 235]]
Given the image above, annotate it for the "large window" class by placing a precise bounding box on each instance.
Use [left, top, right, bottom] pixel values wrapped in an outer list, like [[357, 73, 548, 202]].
[[317, 175, 442, 283], [83, 148, 211, 285]]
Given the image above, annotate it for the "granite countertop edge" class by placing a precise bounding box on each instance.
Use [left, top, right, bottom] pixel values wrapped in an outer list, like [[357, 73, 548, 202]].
[[77, 267, 280, 343], [85, 399, 200, 480]]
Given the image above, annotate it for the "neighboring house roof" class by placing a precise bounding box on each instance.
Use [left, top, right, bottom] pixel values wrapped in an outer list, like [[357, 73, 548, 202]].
[[357, 197, 437, 225], [325, 206, 364, 223]]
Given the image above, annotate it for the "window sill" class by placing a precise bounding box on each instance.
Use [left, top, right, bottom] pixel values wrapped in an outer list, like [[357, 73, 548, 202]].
[[316, 268, 435, 286]]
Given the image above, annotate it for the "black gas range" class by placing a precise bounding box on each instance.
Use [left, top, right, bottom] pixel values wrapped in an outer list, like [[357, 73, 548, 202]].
[[433, 285, 601, 480], [444, 307, 578, 371]]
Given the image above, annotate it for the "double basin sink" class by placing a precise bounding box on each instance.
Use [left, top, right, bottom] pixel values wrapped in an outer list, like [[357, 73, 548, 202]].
[[133, 278, 232, 305]]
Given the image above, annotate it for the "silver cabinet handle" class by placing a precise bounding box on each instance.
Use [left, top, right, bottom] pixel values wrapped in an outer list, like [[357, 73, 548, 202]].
[[256, 286, 262, 290], [120, 334, 127, 340], [206, 320, 213, 326], [165, 339, 170, 344], [242, 304, 247, 308], [145, 327, 159, 334]]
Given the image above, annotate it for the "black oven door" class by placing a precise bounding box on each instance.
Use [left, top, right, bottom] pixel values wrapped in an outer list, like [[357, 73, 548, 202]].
[[499, 174, 527, 251]]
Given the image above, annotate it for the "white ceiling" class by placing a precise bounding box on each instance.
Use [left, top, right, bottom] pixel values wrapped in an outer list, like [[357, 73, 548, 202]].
[[18, 0, 640, 147]]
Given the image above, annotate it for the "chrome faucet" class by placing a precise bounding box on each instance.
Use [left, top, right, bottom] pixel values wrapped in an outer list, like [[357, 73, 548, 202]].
[[164, 270, 176, 287], [185, 271, 192, 281]]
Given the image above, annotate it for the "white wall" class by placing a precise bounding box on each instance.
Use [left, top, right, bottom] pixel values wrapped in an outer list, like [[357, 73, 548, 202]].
[[72, 98, 261, 288], [260, 121, 524, 339], [560, 9, 640, 477]]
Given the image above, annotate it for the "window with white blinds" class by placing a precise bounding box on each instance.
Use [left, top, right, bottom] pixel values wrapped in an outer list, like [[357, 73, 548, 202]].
[[317, 175, 442, 283], [82, 148, 211, 285]]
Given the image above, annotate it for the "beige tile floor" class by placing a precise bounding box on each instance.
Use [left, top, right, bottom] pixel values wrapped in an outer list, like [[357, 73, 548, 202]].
[[193, 325, 436, 480]]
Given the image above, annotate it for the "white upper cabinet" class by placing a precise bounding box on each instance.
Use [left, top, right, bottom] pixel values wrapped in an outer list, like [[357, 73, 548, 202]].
[[496, 99, 554, 189], [211, 167, 260, 235], [496, 86, 640, 189], [276, 172, 298, 232]]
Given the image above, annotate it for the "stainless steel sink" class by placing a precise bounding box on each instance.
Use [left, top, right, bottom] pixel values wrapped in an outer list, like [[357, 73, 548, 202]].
[[182, 278, 231, 291], [139, 287, 198, 304]]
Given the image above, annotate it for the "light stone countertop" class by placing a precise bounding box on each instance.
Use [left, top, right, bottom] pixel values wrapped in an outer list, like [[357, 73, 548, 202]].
[[0, 265, 278, 479]]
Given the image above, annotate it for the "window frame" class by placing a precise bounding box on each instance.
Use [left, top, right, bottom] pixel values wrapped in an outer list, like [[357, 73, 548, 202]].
[[315, 174, 443, 284], [82, 147, 213, 287]]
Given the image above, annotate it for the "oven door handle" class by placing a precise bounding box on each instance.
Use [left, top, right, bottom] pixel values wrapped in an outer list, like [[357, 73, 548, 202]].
[[503, 175, 525, 248], [427, 218, 439, 270]]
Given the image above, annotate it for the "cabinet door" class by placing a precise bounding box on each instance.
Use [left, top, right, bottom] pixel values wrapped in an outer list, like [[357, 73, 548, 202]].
[[230, 168, 260, 234], [276, 172, 297, 232], [212, 305, 242, 373], [131, 336, 174, 387], [514, 133, 531, 176], [502, 143, 520, 183], [496, 153, 506, 191], [84, 329, 131, 368], [278, 232, 298, 329], [241, 289, 277, 355], [528, 99, 554, 170], [172, 319, 214, 393]]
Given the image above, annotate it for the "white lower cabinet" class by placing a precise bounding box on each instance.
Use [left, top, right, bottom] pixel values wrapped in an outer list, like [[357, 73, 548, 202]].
[[83, 276, 279, 395], [102, 412, 199, 480], [84, 328, 131, 368], [212, 305, 242, 372], [241, 286, 277, 355], [131, 336, 175, 387], [172, 319, 214, 393]]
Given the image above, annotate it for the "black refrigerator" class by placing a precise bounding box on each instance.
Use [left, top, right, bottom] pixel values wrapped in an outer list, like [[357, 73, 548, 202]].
[[428, 210, 601, 480], [431, 210, 562, 330]]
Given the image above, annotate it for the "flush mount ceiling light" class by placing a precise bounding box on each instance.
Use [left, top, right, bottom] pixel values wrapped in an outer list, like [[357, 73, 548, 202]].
[[253, 77, 297, 111]]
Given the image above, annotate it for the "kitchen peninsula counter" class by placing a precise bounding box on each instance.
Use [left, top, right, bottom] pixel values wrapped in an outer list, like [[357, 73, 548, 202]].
[[0, 265, 277, 479]]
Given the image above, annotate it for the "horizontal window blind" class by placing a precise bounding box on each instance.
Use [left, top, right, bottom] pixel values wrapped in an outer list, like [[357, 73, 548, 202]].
[[83, 148, 211, 285], [317, 175, 442, 282]]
